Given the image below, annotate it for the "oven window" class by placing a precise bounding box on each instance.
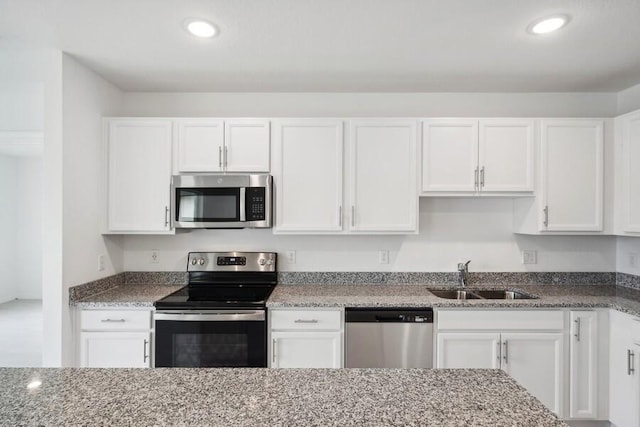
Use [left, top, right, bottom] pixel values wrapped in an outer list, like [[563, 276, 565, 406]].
[[176, 188, 239, 222], [155, 319, 266, 368], [173, 333, 248, 367]]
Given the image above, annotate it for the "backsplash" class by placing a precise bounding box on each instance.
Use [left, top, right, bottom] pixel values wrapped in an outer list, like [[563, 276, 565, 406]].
[[617, 272, 640, 290]]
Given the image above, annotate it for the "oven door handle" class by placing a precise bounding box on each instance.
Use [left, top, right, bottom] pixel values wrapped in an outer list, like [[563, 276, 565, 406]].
[[154, 311, 265, 322]]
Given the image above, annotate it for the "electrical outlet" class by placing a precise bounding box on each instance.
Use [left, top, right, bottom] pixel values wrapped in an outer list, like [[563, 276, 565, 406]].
[[630, 252, 639, 269], [286, 251, 296, 264], [98, 255, 105, 271], [150, 250, 160, 264], [379, 250, 389, 264], [522, 250, 537, 265]]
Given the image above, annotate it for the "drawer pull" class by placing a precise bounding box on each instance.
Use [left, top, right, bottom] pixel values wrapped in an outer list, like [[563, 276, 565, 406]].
[[101, 318, 126, 323], [629, 349, 635, 376], [294, 319, 319, 324], [143, 339, 149, 363], [574, 318, 581, 342]]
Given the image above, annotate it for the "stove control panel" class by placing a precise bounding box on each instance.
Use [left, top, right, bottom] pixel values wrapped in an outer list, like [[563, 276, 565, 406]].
[[187, 252, 277, 272]]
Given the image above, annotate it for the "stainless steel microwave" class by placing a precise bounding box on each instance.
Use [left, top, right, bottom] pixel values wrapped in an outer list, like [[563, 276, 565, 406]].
[[171, 174, 272, 229]]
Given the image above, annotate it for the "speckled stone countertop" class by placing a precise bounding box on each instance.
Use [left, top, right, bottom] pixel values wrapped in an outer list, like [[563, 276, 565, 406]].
[[267, 283, 640, 316], [0, 368, 565, 426], [72, 284, 183, 308]]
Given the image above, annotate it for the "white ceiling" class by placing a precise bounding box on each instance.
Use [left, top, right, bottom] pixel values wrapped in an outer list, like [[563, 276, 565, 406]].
[[1, 0, 639, 92]]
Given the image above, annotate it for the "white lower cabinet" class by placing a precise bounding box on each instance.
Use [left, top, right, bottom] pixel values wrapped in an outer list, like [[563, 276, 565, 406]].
[[610, 310, 640, 427], [269, 308, 343, 368], [435, 310, 565, 417], [78, 309, 152, 368], [569, 310, 599, 420]]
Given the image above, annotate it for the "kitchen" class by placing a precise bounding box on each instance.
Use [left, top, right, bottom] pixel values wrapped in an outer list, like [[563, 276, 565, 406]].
[[1, 0, 640, 425]]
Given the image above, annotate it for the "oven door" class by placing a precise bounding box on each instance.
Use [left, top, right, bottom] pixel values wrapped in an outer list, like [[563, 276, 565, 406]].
[[154, 311, 266, 368]]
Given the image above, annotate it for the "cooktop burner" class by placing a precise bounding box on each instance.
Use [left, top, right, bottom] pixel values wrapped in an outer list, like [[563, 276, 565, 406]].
[[154, 251, 277, 311]]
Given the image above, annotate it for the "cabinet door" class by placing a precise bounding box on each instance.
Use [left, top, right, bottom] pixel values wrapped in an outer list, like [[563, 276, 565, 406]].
[[80, 332, 150, 368], [107, 119, 172, 232], [501, 333, 563, 416], [271, 331, 342, 368], [272, 119, 343, 233], [540, 120, 603, 231], [349, 120, 417, 232], [224, 119, 270, 172], [436, 332, 500, 369], [610, 310, 640, 427], [478, 119, 534, 192], [569, 311, 598, 419], [177, 119, 224, 172], [422, 120, 478, 192], [621, 111, 640, 232]]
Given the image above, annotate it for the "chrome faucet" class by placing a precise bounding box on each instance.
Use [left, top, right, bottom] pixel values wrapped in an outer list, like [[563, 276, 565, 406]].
[[457, 260, 471, 287]]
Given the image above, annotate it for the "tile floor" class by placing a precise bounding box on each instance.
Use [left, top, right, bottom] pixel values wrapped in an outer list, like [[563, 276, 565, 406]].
[[0, 299, 42, 367]]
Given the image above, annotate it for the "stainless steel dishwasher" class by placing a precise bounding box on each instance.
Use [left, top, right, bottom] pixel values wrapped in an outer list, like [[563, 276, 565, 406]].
[[345, 308, 434, 368]]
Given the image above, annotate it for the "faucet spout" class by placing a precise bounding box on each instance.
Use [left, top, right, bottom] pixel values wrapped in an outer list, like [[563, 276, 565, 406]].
[[457, 260, 471, 287]]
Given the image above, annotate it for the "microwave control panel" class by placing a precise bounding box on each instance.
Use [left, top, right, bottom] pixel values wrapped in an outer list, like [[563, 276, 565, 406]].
[[246, 187, 266, 221]]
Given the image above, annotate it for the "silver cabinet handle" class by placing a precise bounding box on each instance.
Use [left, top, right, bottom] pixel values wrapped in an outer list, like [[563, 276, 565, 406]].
[[474, 167, 479, 190], [503, 341, 508, 364], [480, 166, 485, 188], [543, 206, 549, 228], [143, 339, 149, 363], [574, 318, 581, 342], [338, 205, 342, 227], [629, 349, 635, 375], [224, 146, 228, 170], [218, 146, 223, 169], [294, 319, 319, 324], [497, 341, 501, 363], [351, 206, 356, 227], [164, 206, 169, 228], [101, 318, 126, 323], [272, 339, 277, 364]]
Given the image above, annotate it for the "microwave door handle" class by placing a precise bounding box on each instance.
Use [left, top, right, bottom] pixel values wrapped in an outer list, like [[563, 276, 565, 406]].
[[239, 187, 246, 222]]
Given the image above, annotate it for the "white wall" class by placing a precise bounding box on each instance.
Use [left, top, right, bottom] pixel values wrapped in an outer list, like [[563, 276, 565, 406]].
[[15, 156, 43, 299], [123, 198, 617, 272], [0, 155, 19, 303], [618, 82, 640, 116], [56, 53, 124, 366], [617, 237, 640, 276], [121, 92, 618, 118]]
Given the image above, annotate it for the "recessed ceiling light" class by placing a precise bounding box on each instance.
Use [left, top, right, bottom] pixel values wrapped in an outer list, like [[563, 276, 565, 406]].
[[184, 19, 218, 38], [528, 15, 570, 35]]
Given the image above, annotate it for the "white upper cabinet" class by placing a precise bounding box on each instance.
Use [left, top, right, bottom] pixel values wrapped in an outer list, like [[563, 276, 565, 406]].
[[273, 119, 418, 234], [421, 119, 534, 194], [177, 118, 270, 173], [422, 120, 478, 192], [349, 120, 418, 232], [106, 119, 173, 233], [620, 111, 640, 233], [540, 120, 604, 231], [478, 119, 535, 192], [177, 119, 224, 172], [272, 119, 344, 233]]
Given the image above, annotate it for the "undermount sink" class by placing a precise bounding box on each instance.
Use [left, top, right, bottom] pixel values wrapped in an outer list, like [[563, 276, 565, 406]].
[[429, 290, 482, 300], [471, 290, 536, 300], [430, 289, 537, 300]]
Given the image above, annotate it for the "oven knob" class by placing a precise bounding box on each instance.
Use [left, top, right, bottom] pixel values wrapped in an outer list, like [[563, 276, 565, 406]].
[[199, 258, 205, 265], [191, 259, 197, 266], [258, 259, 266, 266]]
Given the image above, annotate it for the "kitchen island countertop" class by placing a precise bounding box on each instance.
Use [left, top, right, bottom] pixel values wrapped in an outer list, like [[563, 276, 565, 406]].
[[0, 367, 565, 426]]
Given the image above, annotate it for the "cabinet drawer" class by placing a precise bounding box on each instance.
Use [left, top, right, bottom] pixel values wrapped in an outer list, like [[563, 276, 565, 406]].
[[437, 310, 564, 331], [81, 310, 151, 331], [271, 309, 342, 330]]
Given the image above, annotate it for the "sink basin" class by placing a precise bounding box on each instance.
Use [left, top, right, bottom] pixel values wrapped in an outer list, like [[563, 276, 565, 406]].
[[430, 290, 482, 300], [470, 290, 536, 300]]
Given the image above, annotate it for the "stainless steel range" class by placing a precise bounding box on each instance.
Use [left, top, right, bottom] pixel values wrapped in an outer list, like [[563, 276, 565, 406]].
[[154, 251, 277, 368]]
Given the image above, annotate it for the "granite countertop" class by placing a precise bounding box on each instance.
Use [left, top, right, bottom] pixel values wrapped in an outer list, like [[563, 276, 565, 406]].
[[266, 283, 640, 316], [72, 284, 183, 308], [0, 367, 565, 426]]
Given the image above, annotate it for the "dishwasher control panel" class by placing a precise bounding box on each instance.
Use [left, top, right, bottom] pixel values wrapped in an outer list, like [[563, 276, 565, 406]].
[[345, 308, 433, 323]]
